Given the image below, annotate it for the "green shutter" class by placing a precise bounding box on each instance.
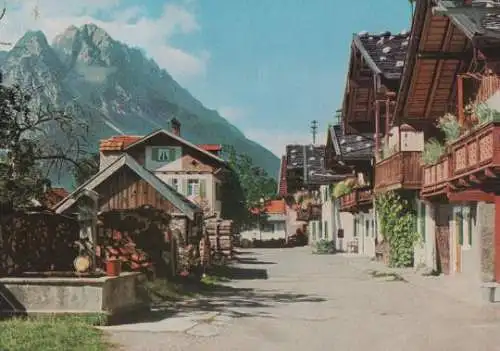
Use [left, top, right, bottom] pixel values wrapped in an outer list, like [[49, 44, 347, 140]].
[[199, 179, 206, 199], [353, 217, 357, 237], [169, 148, 176, 161], [457, 209, 464, 245], [151, 147, 159, 161], [176, 147, 183, 160]]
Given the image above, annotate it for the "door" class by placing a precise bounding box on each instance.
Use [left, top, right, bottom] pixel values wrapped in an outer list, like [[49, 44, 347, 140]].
[[435, 205, 451, 275]]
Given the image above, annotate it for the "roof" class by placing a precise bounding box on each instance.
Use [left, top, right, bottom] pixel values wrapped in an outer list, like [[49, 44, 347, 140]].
[[43, 187, 70, 208], [329, 125, 374, 161], [251, 199, 287, 216], [286, 144, 350, 185], [197, 144, 222, 152], [100, 135, 223, 154], [353, 30, 410, 80], [99, 136, 142, 151], [53, 154, 201, 220], [124, 129, 227, 166], [435, 0, 500, 44]]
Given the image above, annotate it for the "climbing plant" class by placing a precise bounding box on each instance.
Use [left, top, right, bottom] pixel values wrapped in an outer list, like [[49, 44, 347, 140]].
[[375, 191, 419, 268]]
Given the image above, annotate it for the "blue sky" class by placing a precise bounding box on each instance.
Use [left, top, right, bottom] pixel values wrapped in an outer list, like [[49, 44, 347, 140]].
[[5, 0, 413, 156]]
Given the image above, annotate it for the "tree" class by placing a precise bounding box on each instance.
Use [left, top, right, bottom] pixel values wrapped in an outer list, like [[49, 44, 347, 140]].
[[0, 85, 89, 210], [73, 153, 99, 186], [221, 145, 277, 228]]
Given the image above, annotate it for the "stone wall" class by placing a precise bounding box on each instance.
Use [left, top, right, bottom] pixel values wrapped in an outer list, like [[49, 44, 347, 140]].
[[478, 202, 495, 282], [0, 272, 148, 317]]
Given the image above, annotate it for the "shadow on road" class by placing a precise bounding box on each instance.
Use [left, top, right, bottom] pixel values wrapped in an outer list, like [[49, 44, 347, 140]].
[[235, 257, 277, 265], [121, 249, 327, 325]]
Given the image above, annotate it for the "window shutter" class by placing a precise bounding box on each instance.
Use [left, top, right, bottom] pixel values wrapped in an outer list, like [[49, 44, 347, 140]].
[[151, 147, 159, 161], [168, 148, 176, 162], [457, 209, 464, 245], [199, 179, 206, 199], [176, 147, 182, 160]]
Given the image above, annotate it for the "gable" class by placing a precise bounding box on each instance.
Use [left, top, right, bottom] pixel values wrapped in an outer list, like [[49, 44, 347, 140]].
[[54, 155, 200, 219], [125, 130, 226, 170]]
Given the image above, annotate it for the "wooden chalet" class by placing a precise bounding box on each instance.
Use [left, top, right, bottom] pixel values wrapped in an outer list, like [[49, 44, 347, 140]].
[[403, 0, 500, 293], [325, 124, 374, 213]]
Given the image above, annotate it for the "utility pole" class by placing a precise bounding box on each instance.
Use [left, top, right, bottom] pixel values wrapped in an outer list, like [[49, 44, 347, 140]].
[[310, 120, 318, 144]]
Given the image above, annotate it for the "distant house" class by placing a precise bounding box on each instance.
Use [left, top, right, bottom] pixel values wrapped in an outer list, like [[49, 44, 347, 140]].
[[241, 200, 287, 242], [97, 118, 229, 219]]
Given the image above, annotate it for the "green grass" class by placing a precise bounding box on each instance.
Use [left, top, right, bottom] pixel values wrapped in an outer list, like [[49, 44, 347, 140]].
[[0, 315, 111, 351]]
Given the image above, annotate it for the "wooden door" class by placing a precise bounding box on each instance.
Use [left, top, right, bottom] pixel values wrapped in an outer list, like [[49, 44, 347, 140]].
[[435, 206, 451, 275]]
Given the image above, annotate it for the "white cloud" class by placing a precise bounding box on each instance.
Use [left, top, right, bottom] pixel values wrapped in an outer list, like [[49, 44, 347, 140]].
[[218, 106, 247, 122], [0, 0, 208, 83], [245, 128, 326, 158]]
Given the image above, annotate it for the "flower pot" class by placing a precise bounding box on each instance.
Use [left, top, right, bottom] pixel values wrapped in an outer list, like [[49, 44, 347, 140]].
[[106, 259, 121, 277]]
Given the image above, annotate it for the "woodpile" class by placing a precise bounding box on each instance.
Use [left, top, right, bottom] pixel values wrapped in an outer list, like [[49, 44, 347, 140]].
[[205, 219, 235, 260]]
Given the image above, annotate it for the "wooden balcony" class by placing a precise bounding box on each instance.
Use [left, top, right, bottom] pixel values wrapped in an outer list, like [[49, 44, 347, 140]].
[[448, 122, 500, 190], [421, 156, 450, 199], [339, 188, 373, 212], [296, 203, 322, 221], [374, 151, 423, 192]]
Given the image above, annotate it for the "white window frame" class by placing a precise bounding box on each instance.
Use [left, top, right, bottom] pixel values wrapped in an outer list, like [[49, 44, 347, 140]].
[[187, 179, 200, 197]]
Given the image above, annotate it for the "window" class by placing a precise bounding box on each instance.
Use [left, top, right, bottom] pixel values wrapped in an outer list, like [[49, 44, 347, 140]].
[[151, 147, 181, 162], [319, 221, 323, 239], [0, 148, 9, 164], [324, 221, 328, 239], [312, 222, 316, 239], [365, 220, 369, 237], [187, 179, 199, 196], [353, 217, 357, 237]]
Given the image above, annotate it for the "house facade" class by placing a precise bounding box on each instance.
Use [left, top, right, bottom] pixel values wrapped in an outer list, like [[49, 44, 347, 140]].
[[98, 118, 228, 219], [241, 200, 288, 242]]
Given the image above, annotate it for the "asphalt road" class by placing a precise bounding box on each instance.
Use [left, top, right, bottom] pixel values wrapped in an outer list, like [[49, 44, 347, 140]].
[[106, 247, 500, 351]]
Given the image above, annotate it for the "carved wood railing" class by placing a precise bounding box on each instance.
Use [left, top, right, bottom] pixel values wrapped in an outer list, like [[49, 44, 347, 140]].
[[421, 155, 450, 198], [449, 122, 500, 181], [374, 151, 423, 192], [339, 188, 373, 212]]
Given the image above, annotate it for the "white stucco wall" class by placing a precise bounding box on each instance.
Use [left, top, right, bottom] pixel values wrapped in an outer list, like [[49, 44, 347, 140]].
[[320, 185, 335, 241], [240, 220, 287, 241]]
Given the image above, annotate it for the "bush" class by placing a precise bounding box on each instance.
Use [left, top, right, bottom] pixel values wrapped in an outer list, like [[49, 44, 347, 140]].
[[422, 138, 445, 165], [314, 240, 335, 254], [437, 113, 460, 143]]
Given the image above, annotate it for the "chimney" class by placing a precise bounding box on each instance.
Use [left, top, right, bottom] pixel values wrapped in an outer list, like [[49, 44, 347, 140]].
[[170, 118, 181, 136]]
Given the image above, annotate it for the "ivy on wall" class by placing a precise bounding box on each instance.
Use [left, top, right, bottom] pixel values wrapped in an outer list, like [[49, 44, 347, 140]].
[[375, 191, 419, 268]]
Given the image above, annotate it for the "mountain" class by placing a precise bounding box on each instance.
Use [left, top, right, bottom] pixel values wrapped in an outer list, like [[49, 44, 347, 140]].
[[0, 24, 279, 186]]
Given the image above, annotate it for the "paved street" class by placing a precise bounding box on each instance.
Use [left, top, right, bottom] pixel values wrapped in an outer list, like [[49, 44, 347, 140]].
[[106, 247, 500, 351]]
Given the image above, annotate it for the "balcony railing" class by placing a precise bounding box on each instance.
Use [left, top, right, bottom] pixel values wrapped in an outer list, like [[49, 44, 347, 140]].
[[339, 187, 373, 212], [421, 155, 450, 198], [374, 151, 423, 192], [449, 121, 500, 186], [296, 203, 322, 221]]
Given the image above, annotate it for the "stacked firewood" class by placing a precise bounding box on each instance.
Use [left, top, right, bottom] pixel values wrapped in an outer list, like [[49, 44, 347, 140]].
[[205, 219, 234, 259]]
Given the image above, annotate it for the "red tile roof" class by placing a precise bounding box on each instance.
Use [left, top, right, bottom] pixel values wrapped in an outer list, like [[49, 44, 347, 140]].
[[100, 135, 143, 151], [99, 135, 223, 154], [251, 199, 286, 215], [44, 187, 70, 208], [197, 144, 223, 152]]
